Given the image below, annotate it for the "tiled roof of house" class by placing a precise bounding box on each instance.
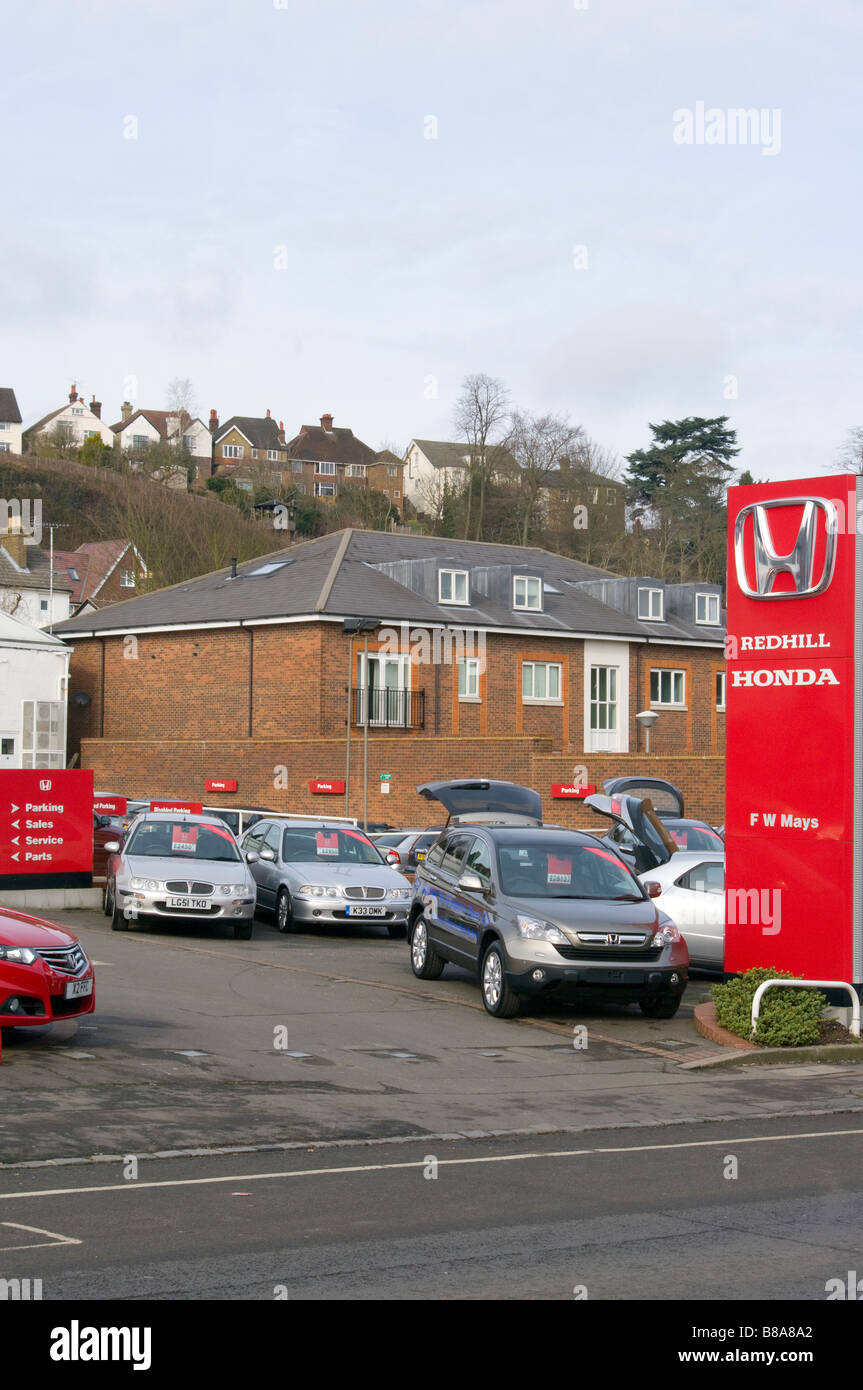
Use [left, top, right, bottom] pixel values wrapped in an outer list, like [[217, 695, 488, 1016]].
[[52, 541, 131, 604], [0, 388, 22, 424], [288, 422, 376, 468], [215, 416, 285, 452], [0, 542, 74, 593], [410, 439, 517, 471], [54, 529, 724, 647]]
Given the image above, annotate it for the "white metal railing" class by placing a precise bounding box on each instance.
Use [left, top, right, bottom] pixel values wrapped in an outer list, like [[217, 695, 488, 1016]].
[[751, 978, 861, 1039]]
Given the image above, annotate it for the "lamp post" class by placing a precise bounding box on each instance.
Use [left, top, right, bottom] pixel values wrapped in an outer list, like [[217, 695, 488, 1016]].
[[342, 617, 379, 828], [635, 709, 659, 754]]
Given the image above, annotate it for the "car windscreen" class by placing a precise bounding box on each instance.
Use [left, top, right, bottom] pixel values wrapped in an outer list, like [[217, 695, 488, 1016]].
[[664, 823, 724, 851], [497, 840, 645, 900], [280, 827, 383, 865], [126, 821, 242, 862]]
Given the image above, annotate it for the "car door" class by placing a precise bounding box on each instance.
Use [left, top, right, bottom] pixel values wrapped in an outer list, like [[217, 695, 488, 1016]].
[[429, 831, 478, 965], [417, 831, 470, 963], [241, 820, 271, 906], [662, 860, 725, 968]]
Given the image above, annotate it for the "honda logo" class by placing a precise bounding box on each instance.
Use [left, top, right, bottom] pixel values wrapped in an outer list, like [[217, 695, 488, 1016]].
[[734, 497, 838, 600], [606, 933, 620, 946], [39, 778, 52, 791]]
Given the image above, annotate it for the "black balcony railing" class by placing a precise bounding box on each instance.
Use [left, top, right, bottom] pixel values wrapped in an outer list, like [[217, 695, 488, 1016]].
[[352, 687, 425, 729]]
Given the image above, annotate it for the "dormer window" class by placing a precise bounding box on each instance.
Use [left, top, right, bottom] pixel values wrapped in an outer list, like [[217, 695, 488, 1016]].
[[513, 575, 542, 611], [637, 587, 663, 621], [439, 568, 469, 605], [695, 592, 720, 625]]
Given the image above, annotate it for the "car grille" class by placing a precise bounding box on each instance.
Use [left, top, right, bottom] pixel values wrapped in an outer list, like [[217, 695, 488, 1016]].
[[164, 881, 214, 896], [555, 944, 663, 963], [35, 945, 89, 977], [344, 885, 386, 900]]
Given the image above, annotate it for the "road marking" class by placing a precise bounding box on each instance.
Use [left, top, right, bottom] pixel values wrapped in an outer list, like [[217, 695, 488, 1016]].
[[0, 1222, 82, 1251], [1, 1126, 861, 1201]]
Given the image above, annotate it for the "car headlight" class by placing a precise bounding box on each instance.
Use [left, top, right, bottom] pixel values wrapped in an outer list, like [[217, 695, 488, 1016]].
[[652, 921, 682, 947], [388, 887, 411, 899], [516, 915, 569, 944], [297, 884, 342, 898], [0, 945, 37, 965], [130, 877, 162, 892], [219, 885, 240, 895]]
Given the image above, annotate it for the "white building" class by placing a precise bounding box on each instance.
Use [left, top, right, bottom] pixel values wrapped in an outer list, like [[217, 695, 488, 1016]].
[[0, 610, 70, 769], [0, 525, 72, 629], [111, 406, 213, 486], [25, 385, 115, 450], [0, 388, 23, 455]]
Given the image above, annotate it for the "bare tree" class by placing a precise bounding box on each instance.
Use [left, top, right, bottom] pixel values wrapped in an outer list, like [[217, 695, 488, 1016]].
[[453, 373, 511, 540], [510, 410, 587, 545], [837, 426, 863, 474], [166, 377, 197, 435]]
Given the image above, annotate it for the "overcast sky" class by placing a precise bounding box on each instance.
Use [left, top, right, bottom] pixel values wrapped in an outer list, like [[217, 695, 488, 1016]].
[[3, 0, 860, 479]]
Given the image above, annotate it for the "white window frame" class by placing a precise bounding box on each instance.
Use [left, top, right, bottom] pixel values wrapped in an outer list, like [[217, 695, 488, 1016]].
[[345, 464, 367, 477], [650, 668, 686, 707], [696, 591, 721, 625], [716, 670, 726, 711], [439, 569, 469, 605], [132, 434, 149, 449], [21, 699, 65, 769], [292, 459, 303, 473], [522, 661, 562, 704], [120, 570, 136, 588], [589, 665, 618, 749], [222, 444, 243, 459], [317, 461, 336, 476], [638, 587, 664, 621], [513, 575, 542, 611], [458, 657, 481, 701], [267, 449, 279, 461], [314, 481, 336, 497]]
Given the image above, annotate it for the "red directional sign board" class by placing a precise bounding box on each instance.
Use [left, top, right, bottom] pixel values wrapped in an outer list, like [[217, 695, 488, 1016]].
[[0, 769, 94, 875], [94, 795, 127, 816], [309, 781, 345, 795], [150, 801, 203, 814], [550, 784, 596, 799]]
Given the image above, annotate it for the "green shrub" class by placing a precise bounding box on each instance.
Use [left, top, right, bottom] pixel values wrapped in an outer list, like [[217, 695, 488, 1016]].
[[712, 967, 826, 1047]]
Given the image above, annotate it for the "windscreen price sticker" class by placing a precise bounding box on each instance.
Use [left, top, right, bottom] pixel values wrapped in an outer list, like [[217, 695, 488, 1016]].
[[0, 769, 94, 875]]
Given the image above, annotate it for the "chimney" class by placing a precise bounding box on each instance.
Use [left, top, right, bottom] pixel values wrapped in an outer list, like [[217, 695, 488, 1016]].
[[209, 409, 219, 435], [320, 413, 334, 431], [2, 516, 27, 569], [90, 395, 102, 419], [266, 408, 271, 418], [278, 420, 285, 445], [69, 383, 78, 403], [121, 400, 132, 422]]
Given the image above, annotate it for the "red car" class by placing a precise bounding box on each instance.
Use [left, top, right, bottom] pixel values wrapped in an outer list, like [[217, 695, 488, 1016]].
[[0, 907, 95, 1027]]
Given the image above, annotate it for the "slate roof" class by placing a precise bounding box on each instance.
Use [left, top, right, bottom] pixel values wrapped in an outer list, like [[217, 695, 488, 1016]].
[[411, 439, 517, 470], [0, 609, 69, 648], [0, 542, 74, 593], [215, 416, 285, 452], [0, 388, 22, 424], [54, 529, 724, 646]]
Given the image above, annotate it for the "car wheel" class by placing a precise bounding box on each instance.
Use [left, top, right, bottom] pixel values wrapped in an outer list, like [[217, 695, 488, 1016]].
[[639, 993, 682, 1019], [276, 889, 294, 934], [111, 900, 128, 932], [103, 883, 113, 917], [387, 922, 406, 940], [481, 941, 521, 1018], [233, 921, 253, 940], [410, 916, 444, 979]]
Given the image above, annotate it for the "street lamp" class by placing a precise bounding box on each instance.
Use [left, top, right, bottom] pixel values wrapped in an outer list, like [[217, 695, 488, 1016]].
[[342, 617, 379, 830], [635, 709, 659, 754]]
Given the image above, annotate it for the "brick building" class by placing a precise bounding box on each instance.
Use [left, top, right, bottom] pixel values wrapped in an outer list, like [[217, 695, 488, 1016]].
[[285, 414, 377, 503], [57, 530, 726, 825]]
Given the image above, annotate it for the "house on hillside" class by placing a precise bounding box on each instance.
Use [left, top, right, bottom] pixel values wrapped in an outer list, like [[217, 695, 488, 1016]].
[[212, 412, 288, 488], [285, 414, 377, 503], [24, 385, 115, 452], [367, 450, 405, 515], [0, 521, 72, 629], [0, 610, 71, 770], [0, 388, 23, 455], [52, 541, 149, 615], [58, 530, 728, 827], [404, 438, 516, 518], [111, 405, 213, 487]]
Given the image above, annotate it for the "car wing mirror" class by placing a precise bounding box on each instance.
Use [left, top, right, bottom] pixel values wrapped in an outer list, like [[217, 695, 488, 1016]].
[[457, 872, 485, 892], [385, 850, 400, 866], [644, 880, 662, 898], [103, 840, 121, 853], [259, 849, 276, 862], [245, 851, 260, 864]]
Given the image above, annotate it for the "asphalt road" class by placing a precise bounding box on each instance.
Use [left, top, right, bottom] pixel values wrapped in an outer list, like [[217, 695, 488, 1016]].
[[3, 908, 863, 1169], [1, 1117, 862, 1300]]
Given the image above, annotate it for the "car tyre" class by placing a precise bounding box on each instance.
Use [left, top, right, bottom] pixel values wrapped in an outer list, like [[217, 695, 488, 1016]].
[[233, 921, 253, 940], [111, 900, 128, 932], [103, 883, 113, 917], [639, 993, 682, 1019], [410, 916, 444, 979], [481, 941, 521, 1018], [276, 889, 294, 934]]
